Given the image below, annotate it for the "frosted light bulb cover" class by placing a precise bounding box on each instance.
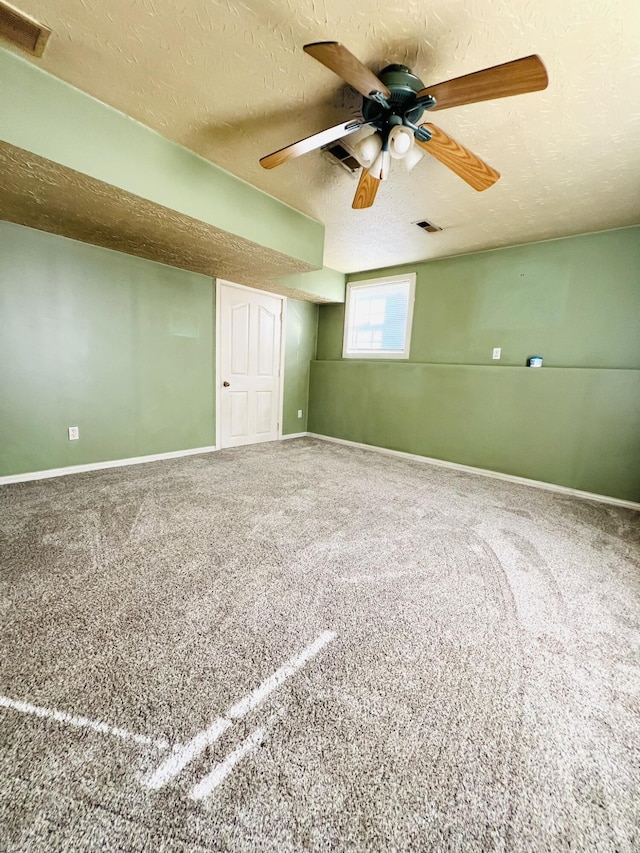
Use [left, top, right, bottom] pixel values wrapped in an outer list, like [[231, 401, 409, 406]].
[[370, 149, 391, 180], [395, 134, 411, 154], [380, 149, 391, 180], [369, 150, 384, 179], [402, 146, 425, 172], [388, 126, 415, 160], [354, 133, 382, 167]]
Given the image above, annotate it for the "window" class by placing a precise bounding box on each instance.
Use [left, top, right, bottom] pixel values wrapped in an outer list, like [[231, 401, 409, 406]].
[[342, 273, 416, 359]]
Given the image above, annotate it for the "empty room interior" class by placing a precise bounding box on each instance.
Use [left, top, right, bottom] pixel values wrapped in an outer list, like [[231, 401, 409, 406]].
[[1, 0, 639, 850]]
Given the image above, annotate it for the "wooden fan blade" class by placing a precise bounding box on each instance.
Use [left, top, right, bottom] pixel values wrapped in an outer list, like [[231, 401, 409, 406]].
[[418, 55, 548, 111], [260, 120, 364, 169], [304, 41, 391, 101], [352, 168, 380, 209], [416, 124, 500, 192]]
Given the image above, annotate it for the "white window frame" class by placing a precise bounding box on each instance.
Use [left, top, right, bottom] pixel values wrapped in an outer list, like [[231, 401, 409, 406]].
[[342, 273, 416, 359]]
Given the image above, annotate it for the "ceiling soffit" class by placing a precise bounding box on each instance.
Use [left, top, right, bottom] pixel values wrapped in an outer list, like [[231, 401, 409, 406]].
[[0, 142, 326, 301], [4, 0, 640, 272]]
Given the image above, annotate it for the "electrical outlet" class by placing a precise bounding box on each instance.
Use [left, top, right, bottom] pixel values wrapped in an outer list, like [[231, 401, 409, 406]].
[[297, 409, 303, 419], [492, 347, 501, 360], [68, 426, 79, 440]]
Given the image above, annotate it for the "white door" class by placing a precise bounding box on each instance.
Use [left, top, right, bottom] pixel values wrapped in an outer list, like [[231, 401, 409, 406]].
[[219, 282, 283, 448]]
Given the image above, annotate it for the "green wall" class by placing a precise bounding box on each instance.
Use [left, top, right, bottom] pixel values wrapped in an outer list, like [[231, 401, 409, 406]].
[[277, 268, 346, 303], [283, 300, 319, 435], [0, 222, 215, 475], [0, 48, 324, 270], [318, 228, 640, 368], [310, 227, 640, 502], [0, 222, 316, 476], [3, 221, 638, 499]]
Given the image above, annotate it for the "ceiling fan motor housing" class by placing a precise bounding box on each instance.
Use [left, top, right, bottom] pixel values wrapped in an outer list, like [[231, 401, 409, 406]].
[[362, 64, 428, 127]]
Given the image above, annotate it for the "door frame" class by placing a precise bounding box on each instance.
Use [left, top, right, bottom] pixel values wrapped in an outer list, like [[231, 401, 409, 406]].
[[215, 279, 287, 450]]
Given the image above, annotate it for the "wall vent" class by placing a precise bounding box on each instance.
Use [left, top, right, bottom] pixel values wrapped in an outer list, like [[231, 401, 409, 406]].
[[322, 143, 361, 174], [415, 219, 442, 233], [0, 1, 51, 57]]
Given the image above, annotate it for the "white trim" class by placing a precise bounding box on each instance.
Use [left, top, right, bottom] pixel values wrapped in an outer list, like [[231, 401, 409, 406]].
[[343, 272, 416, 360], [306, 433, 640, 511], [5, 432, 636, 510], [215, 277, 222, 451], [215, 279, 286, 450], [0, 446, 217, 485], [278, 297, 287, 440]]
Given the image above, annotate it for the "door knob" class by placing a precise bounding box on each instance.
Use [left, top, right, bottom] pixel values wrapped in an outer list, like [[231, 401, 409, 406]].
[[223, 381, 230, 387]]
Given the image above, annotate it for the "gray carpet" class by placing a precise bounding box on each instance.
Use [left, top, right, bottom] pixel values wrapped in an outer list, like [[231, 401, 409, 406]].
[[0, 437, 638, 852]]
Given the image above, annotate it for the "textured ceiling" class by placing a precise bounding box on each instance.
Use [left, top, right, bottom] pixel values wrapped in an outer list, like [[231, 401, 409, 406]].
[[4, 0, 640, 273], [0, 142, 320, 299]]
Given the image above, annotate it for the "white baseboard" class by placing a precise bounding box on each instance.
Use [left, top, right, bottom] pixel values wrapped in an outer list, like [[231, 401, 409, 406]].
[[0, 446, 217, 485], [4, 433, 638, 511], [306, 433, 640, 511]]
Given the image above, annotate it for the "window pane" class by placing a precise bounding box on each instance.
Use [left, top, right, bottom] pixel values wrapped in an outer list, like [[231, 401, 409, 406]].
[[347, 280, 411, 354]]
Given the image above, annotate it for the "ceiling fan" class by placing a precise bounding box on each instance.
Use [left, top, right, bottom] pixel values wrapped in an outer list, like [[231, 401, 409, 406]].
[[260, 42, 548, 209]]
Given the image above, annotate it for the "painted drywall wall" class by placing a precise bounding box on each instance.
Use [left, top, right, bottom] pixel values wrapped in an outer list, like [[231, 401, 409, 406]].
[[317, 228, 640, 367], [0, 222, 319, 476], [0, 222, 215, 476], [310, 227, 640, 501], [0, 48, 324, 270], [309, 362, 640, 501], [277, 268, 346, 304], [283, 300, 318, 434]]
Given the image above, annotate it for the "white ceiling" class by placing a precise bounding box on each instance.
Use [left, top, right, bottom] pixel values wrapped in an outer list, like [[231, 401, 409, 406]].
[[6, 0, 640, 272]]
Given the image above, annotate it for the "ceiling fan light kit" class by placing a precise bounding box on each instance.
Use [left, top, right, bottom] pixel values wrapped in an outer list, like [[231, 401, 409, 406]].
[[370, 147, 391, 181], [402, 146, 425, 173], [353, 132, 382, 168], [260, 41, 548, 210], [388, 125, 415, 159]]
